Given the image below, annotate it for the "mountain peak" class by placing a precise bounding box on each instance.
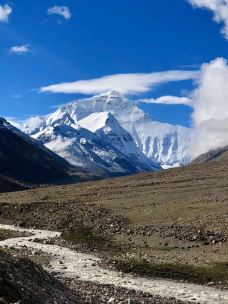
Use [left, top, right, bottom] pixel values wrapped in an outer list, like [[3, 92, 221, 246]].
[[0, 118, 19, 134], [19, 91, 193, 169], [46, 109, 77, 127], [100, 89, 123, 98], [79, 112, 118, 133], [0, 117, 8, 126]]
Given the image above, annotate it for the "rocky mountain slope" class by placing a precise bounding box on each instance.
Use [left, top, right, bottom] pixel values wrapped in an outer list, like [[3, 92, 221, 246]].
[[0, 175, 28, 193], [0, 118, 73, 189], [191, 145, 228, 164], [21, 90, 193, 169]]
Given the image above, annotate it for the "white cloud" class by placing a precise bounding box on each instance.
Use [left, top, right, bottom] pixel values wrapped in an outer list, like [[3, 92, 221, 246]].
[[47, 6, 71, 20], [20, 116, 45, 135], [190, 57, 228, 157], [188, 0, 228, 39], [0, 4, 12, 22], [10, 45, 31, 55], [40, 70, 199, 95], [140, 96, 193, 106]]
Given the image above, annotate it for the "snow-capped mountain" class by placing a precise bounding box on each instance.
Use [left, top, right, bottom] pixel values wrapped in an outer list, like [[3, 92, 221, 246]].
[[33, 113, 159, 176], [79, 112, 159, 170], [21, 90, 193, 170]]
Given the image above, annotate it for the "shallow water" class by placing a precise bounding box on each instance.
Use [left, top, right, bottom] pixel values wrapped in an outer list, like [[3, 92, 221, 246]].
[[0, 223, 227, 304]]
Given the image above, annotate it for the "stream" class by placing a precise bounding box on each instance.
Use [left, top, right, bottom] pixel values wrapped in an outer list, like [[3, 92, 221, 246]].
[[0, 224, 228, 304]]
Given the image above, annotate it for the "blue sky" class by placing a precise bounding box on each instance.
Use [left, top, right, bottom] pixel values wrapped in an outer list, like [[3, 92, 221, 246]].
[[1, 0, 228, 127]]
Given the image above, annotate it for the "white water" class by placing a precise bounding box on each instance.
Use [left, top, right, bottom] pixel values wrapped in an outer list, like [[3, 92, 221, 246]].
[[0, 224, 228, 304]]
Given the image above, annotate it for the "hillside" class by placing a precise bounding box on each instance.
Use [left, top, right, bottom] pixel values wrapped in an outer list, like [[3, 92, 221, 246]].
[[0, 175, 28, 193], [0, 118, 72, 190], [0, 118, 72, 184]]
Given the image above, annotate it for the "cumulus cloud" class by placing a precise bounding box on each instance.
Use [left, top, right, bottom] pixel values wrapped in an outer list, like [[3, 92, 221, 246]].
[[21, 116, 45, 135], [40, 70, 199, 95], [188, 0, 228, 39], [140, 96, 193, 106], [190, 57, 228, 157], [10, 45, 31, 55], [47, 6, 71, 20], [0, 4, 12, 22]]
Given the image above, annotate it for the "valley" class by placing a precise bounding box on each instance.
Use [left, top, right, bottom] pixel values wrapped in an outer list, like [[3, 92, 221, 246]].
[[0, 159, 227, 303]]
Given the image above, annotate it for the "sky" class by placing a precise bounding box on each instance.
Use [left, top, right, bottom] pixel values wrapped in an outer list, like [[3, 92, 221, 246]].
[[1, 0, 228, 128]]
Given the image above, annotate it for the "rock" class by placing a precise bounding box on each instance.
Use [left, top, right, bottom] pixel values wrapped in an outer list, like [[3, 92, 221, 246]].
[[0, 250, 82, 304]]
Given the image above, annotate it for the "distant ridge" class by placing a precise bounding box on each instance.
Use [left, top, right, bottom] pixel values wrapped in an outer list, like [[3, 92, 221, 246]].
[[191, 146, 228, 164]]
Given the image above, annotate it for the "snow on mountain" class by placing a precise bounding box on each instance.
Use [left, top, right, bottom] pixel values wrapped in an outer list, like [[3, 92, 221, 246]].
[[133, 120, 193, 168], [21, 109, 75, 135], [79, 112, 160, 170], [45, 90, 193, 167], [33, 119, 155, 176], [20, 90, 193, 170]]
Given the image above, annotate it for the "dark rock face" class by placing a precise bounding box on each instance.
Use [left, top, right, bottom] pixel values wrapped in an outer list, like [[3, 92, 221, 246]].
[[0, 175, 28, 193], [0, 251, 81, 304], [0, 118, 71, 189]]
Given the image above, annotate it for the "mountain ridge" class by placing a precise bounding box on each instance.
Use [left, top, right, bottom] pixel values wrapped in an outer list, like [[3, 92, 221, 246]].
[[33, 116, 159, 176], [191, 145, 228, 164]]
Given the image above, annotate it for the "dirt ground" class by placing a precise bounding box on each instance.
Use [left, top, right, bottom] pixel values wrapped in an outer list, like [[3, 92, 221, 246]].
[[0, 160, 227, 288]]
